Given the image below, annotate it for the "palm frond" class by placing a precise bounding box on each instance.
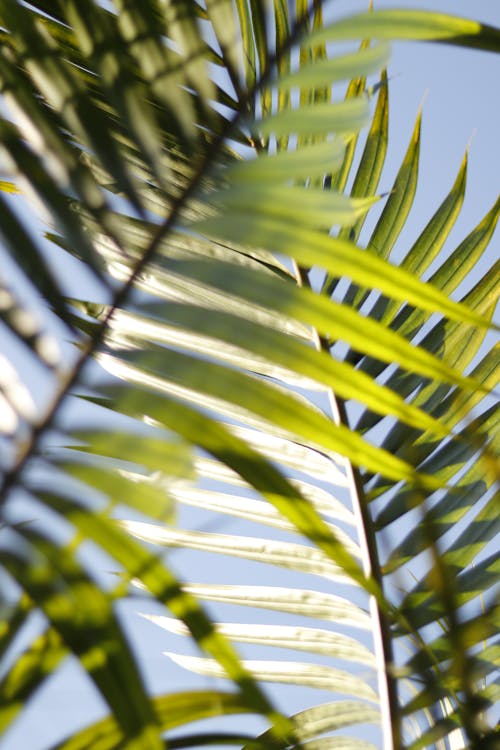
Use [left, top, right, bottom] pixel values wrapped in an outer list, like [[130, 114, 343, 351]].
[[0, 2, 498, 750]]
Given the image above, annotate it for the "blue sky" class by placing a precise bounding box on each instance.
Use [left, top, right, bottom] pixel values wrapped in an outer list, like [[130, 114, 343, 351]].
[[365, 0, 499, 247]]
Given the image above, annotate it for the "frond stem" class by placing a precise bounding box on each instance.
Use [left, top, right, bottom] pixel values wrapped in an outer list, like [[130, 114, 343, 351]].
[[0, 2, 318, 506], [293, 261, 402, 750]]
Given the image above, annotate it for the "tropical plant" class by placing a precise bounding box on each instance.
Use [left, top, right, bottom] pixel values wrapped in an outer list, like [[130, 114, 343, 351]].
[[0, 1, 498, 749]]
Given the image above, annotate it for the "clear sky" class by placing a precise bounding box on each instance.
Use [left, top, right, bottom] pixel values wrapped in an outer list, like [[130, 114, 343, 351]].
[[371, 0, 499, 259], [1, 2, 499, 749]]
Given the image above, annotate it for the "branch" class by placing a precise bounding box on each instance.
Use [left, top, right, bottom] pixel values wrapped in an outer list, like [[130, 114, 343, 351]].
[[293, 262, 402, 750]]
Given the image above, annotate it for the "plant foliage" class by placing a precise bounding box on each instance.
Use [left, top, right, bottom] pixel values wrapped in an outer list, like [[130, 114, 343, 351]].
[[0, 2, 498, 750]]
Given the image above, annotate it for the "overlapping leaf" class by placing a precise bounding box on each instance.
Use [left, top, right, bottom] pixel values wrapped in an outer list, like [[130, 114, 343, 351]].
[[0, 3, 498, 750]]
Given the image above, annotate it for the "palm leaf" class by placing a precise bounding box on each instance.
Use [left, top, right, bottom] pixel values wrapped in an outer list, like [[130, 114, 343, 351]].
[[0, 2, 498, 750]]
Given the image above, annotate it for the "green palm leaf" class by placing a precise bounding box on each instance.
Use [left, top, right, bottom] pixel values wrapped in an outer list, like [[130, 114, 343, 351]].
[[0, 2, 498, 750]]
